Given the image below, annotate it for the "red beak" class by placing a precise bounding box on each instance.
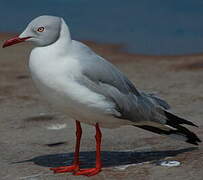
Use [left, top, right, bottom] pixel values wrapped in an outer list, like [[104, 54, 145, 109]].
[[2, 36, 31, 48]]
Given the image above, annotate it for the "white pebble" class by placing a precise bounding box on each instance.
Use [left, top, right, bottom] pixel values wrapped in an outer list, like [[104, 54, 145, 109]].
[[160, 160, 180, 167], [46, 123, 67, 130]]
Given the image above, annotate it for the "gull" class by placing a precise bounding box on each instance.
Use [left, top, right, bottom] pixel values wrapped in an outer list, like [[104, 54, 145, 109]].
[[3, 15, 201, 176]]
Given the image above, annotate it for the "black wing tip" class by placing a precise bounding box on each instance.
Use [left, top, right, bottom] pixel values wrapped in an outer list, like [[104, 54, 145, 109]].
[[187, 141, 199, 146], [164, 111, 199, 128], [181, 127, 201, 145], [184, 120, 199, 128], [185, 121, 199, 128], [135, 124, 201, 146], [186, 137, 202, 145], [194, 124, 199, 128]]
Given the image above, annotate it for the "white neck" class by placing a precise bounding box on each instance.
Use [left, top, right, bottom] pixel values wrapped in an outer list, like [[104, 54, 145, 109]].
[[57, 18, 72, 48]]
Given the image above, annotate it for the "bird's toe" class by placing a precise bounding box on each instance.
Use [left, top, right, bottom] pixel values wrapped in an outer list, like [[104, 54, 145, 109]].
[[50, 165, 79, 173], [74, 167, 101, 176]]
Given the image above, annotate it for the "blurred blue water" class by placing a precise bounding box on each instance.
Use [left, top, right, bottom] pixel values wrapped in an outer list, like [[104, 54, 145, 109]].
[[1, 0, 203, 55]]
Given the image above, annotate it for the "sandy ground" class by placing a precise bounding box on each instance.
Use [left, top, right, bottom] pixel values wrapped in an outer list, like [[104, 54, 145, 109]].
[[0, 33, 203, 180]]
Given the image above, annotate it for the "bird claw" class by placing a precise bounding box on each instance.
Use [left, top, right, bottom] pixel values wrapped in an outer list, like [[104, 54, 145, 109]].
[[74, 167, 101, 176], [50, 165, 79, 173]]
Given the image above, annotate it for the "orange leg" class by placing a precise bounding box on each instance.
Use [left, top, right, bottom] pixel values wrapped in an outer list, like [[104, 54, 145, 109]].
[[74, 123, 102, 176], [50, 120, 82, 173]]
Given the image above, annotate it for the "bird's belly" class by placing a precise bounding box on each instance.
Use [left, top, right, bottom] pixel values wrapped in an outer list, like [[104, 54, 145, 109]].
[[30, 73, 129, 128]]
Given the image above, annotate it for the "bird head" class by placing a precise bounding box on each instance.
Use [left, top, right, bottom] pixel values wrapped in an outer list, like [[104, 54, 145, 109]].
[[3, 15, 62, 48]]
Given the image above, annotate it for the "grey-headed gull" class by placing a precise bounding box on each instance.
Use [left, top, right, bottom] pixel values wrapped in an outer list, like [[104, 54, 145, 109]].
[[3, 15, 201, 176]]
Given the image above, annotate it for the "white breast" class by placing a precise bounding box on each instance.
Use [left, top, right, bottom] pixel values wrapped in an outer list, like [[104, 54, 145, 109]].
[[28, 47, 127, 128]]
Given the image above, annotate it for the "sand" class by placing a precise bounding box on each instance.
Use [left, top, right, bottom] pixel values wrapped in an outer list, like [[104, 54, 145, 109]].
[[0, 33, 202, 180]]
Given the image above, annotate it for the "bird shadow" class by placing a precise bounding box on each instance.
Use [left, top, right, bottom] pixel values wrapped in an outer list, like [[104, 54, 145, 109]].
[[13, 147, 197, 168]]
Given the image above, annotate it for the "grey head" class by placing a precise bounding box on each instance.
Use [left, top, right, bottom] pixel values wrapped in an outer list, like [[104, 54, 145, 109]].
[[19, 15, 62, 46], [2, 15, 62, 48]]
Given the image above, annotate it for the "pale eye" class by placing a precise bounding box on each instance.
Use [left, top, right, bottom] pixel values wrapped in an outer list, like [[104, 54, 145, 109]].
[[37, 27, 45, 32]]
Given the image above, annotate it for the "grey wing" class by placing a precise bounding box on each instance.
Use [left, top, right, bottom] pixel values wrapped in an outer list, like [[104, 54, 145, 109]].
[[75, 42, 168, 124], [81, 56, 140, 96], [140, 92, 171, 110], [72, 40, 140, 96]]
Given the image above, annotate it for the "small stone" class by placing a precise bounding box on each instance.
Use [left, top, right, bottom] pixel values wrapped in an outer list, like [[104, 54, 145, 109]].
[[159, 160, 180, 167]]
